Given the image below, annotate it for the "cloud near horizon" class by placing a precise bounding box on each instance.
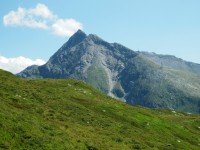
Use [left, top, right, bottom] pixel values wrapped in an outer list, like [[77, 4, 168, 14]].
[[3, 3, 83, 37], [0, 56, 46, 74]]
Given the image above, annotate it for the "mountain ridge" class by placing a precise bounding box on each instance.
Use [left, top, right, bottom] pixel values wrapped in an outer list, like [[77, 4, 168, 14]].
[[17, 30, 200, 113]]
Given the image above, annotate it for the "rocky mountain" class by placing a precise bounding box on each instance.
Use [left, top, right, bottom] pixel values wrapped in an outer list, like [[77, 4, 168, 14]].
[[17, 30, 200, 113]]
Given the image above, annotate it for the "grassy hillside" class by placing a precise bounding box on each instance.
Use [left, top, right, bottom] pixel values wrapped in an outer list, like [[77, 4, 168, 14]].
[[86, 65, 110, 93], [0, 69, 200, 149]]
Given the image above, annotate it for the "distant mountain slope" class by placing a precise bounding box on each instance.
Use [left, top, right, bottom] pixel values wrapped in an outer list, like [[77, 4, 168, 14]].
[[17, 30, 200, 113], [141, 52, 200, 74], [1, 69, 200, 149]]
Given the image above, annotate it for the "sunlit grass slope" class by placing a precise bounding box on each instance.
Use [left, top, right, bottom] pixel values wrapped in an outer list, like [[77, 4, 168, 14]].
[[0, 69, 199, 149]]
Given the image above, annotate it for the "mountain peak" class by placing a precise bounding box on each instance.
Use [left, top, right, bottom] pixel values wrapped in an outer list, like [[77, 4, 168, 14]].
[[70, 29, 87, 40], [74, 29, 86, 36], [64, 29, 87, 48]]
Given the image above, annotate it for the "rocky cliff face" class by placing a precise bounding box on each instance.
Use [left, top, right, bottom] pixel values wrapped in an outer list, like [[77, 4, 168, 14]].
[[17, 30, 200, 113]]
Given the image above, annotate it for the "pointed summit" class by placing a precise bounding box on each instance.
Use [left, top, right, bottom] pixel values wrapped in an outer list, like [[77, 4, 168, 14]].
[[75, 29, 86, 36], [65, 29, 87, 48]]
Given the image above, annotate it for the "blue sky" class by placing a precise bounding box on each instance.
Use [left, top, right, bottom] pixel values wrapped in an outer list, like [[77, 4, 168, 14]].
[[0, 0, 200, 73]]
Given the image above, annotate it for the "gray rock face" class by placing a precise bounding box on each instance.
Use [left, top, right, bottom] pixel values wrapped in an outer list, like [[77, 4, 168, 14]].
[[17, 30, 200, 113]]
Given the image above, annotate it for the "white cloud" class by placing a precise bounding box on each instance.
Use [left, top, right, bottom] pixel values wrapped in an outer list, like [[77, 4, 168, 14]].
[[29, 3, 56, 19], [3, 7, 26, 26], [3, 5, 49, 29], [0, 56, 46, 74], [3, 3, 83, 37], [52, 19, 83, 37]]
